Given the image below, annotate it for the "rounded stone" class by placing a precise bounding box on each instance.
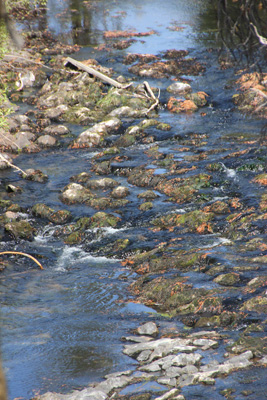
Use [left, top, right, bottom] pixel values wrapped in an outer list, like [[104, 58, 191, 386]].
[[37, 135, 57, 147], [111, 186, 130, 198], [137, 322, 159, 337]]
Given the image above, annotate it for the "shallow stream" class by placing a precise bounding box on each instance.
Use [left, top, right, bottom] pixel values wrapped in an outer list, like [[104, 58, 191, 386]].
[[1, 0, 267, 399]]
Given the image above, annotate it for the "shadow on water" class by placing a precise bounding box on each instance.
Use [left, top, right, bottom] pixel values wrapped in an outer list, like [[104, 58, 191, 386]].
[[1, 0, 267, 399]]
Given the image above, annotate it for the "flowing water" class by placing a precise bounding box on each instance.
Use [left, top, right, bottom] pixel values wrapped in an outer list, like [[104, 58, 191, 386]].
[[1, 0, 267, 399]]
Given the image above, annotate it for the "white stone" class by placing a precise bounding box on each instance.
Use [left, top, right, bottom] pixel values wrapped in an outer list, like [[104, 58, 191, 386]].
[[137, 321, 159, 337]]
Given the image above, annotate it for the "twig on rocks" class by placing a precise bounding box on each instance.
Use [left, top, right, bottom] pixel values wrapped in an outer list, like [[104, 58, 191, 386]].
[[143, 80, 160, 115], [0, 251, 44, 270], [0, 153, 28, 176]]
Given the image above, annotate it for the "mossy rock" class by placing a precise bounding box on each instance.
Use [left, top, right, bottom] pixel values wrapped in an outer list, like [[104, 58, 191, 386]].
[[32, 203, 72, 224], [206, 265, 227, 276], [205, 200, 230, 214], [139, 119, 159, 129], [64, 231, 83, 245], [152, 209, 214, 232], [23, 169, 48, 183], [90, 212, 121, 228], [229, 334, 267, 357], [50, 210, 72, 224], [139, 201, 153, 211], [113, 238, 130, 252], [102, 147, 120, 156], [127, 167, 162, 188], [0, 199, 12, 208], [91, 160, 111, 175], [138, 190, 159, 200], [96, 88, 128, 113], [155, 173, 211, 203], [194, 316, 220, 328], [131, 276, 223, 316], [74, 217, 91, 230], [6, 203, 21, 212], [5, 220, 36, 240], [129, 249, 201, 274], [32, 203, 54, 219], [70, 172, 91, 183], [213, 272, 240, 286], [241, 294, 267, 313], [157, 122, 171, 131], [206, 163, 224, 172], [114, 133, 137, 148]]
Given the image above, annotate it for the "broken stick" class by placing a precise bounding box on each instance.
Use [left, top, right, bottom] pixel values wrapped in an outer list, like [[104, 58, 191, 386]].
[[64, 56, 132, 88]]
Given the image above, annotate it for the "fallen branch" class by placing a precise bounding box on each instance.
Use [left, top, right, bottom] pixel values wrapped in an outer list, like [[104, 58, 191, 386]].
[[0, 251, 44, 270], [250, 23, 267, 46], [64, 56, 132, 88], [143, 80, 160, 115], [0, 153, 28, 176]]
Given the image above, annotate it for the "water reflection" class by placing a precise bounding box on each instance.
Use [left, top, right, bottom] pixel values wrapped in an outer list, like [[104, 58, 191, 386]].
[[45, 0, 210, 49]]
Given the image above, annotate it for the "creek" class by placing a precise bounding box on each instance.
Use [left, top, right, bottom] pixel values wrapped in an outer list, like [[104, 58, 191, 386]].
[[1, 0, 267, 399]]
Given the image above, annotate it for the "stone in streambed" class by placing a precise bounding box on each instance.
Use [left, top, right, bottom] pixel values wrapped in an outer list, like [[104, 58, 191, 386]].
[[43, 125, 70, 136], [32, 203, 72, 224], [138, 190, 159, 200], [167, 82, 192, 94], [23, 169, 48, 183], [213, 272, 240, 286], [36, 134, 57, 147], [85, 177, 119, 190], [73, 118, 122, 148], [241, 294, 267, 313], [70, 172, 91, 183], [111, 186, 130, 199], [90, 211, 121, 228], [137, 322, 159, 337], [139, 202, 153, 211], [60, 183, 94, 204], [152, 209, 214, 233], [4, 220, 36, 240]]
